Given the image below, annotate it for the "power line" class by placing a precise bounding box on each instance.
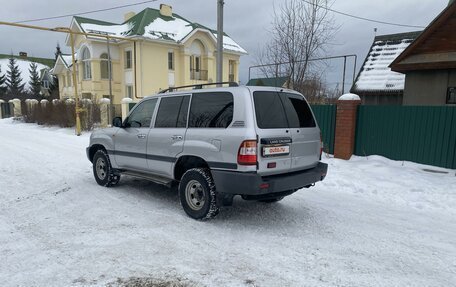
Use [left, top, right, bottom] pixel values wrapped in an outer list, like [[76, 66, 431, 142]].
[[14, 0, 158, 24], [301, 0, 426, 29]]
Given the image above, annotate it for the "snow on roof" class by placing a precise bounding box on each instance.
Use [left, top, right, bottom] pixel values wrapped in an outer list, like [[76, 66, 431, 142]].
[[353, 32, 421, 92], [143, 17, 193, 42], [75, 8, 246, 54], [61, 54, 76, 68], [80, 22, 134, 38], [0, 59, 49, 90], [213, 33, 247, 54]]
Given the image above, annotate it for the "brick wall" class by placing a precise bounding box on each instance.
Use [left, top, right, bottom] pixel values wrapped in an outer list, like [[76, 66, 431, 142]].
[[334, 99, 361, 160]]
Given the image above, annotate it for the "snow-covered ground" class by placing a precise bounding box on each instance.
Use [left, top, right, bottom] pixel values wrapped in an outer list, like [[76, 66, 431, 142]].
[[0, 118, 455, 287]]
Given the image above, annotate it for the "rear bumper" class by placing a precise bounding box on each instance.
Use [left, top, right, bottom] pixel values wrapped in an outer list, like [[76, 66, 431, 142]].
[[211, 162, 328, 195]]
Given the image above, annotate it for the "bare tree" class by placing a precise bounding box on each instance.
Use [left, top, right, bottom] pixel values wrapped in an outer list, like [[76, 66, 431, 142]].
[[256, 0, 336, 94]]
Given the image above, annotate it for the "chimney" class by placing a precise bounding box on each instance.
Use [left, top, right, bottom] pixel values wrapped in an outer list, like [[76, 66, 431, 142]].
[[19, 52, 27, 59], [124, 11, 135, 22], [159, 4, 173, 17]]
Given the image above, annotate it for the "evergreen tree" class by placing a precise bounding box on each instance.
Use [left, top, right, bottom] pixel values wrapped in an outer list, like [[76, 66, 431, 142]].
[[0, 65, 6, 96], [6, 57, 25, 97], [55, 43, 62, 60], [29, 62, 41, 98]]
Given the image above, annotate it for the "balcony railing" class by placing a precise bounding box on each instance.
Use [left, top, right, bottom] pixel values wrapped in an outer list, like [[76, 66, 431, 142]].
[[190, 69, 208, 81]]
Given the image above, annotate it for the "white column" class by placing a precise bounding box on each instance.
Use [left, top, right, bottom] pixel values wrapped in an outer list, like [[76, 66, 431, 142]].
[[9, 98, 21, 117], [121, 97, 133, 120], [99, 98, 111, 128]]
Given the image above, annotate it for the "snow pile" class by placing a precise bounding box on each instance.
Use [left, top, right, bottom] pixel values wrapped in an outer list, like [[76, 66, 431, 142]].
[[0, 59, 49, 90], [339, 93, 361, 100], [0, 119, 455, 286], [354, 39, 413, 91]]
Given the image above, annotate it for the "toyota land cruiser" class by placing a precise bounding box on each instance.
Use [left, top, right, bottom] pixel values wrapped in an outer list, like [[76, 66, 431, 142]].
[[87, 83, 328, 220]]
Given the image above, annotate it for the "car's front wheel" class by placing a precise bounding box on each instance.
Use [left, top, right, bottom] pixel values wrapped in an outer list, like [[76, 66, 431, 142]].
[[178, 168, 219, 220], [92, 149, 120, 187]]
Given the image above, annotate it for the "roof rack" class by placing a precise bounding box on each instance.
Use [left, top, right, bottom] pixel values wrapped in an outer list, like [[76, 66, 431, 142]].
[[159, 82, 239, 94]]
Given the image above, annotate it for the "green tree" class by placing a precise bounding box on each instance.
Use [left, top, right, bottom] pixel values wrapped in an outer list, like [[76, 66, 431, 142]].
[[29, 62, 41, 98], [0, 65, 6, 96], [6, 57, 25, 97]]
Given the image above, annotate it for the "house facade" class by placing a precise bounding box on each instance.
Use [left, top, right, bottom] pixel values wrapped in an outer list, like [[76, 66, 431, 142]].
[[390, 1, 456, 105], [52, 4, 247, 104]]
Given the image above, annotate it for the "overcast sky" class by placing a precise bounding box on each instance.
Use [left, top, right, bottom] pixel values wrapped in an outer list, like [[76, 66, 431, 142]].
[[0, 0, 449, 91]]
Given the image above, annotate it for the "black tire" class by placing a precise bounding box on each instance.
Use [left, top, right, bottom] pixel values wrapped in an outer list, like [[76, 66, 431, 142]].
[[259, 197, 284, 203], [178, 168, 219, 220], [92, 149, 120, 187]]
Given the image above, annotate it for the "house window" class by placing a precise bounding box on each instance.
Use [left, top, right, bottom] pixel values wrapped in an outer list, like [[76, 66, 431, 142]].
[[126, 85, 133, 98], [195, 56, 200, 72], [43, 80, 49, 89], [190, 55, 206, 80], [447, 87, 456, 104], [100, 53, 111, 79], [168, 51, 174, 70], [125, 50, 132, 69], [81, 47, 91, 80], [229, 60, 236, 82]]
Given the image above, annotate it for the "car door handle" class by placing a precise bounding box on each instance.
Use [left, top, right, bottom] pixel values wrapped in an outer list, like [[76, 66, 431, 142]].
[[171, 135, 183, 141], [137, 134, 146, 139]]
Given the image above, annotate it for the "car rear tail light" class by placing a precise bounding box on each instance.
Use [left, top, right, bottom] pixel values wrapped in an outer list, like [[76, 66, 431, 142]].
[[238, 140, 257, 165]]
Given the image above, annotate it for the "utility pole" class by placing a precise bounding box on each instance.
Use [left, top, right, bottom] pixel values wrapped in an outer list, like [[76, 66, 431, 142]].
[[69, 31, 81, 136], [216, 0, 224, 85]]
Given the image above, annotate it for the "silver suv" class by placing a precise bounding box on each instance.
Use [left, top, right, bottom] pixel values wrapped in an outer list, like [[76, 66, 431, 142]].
[[87, 84, 328, 219]]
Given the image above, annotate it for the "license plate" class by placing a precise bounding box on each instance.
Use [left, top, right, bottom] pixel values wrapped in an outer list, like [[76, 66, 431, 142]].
[[263, 145, 290, 157]]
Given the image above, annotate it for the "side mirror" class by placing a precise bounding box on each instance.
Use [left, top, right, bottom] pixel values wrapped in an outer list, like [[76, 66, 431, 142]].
[[112, 117, 123, 128]]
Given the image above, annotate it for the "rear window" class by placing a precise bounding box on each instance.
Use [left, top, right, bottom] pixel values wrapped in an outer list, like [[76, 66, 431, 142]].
[[253, 91, 315, 129], [282, 93, 316, 128], [189, 92, 233, 128]]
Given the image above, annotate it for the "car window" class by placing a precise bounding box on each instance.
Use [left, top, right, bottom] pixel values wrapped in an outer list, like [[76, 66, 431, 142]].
[[281, 93, 316, 128], [189, 92, 234, 128], [155, 96, 189, 128], [126, 99, 157, 128], [253, 91, 289, 129]]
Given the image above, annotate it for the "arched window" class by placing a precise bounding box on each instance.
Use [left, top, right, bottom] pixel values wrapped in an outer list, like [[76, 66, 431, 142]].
[[81, 47, 91, 80], [189, 40, 207, 80], [100, 53, 111, 79]]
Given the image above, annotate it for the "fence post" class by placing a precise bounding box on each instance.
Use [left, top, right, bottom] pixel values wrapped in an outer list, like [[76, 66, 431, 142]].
[[0, 99, 4, 119], [121, 97, 133, 120], [334, 93, 361, 160], [40, 99, 49, 107], [9, 98, 21, 117], [99, 98, 111, 128]]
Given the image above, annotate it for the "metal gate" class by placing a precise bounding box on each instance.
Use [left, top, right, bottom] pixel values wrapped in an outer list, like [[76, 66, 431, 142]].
[[1, 102, 13, 118]]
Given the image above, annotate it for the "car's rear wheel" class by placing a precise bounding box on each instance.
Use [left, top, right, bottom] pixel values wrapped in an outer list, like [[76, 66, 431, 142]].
[[92, 149, 120, 187], [179, 168, 219, 220]]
